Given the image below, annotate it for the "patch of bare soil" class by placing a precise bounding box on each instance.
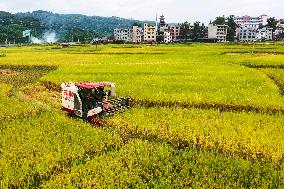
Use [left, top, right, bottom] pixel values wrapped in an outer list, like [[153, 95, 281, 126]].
[[0, 69, 17, 75]]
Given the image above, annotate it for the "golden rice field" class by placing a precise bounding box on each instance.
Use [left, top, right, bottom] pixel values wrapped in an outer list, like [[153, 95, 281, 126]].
[[0, 43, 284, 188]]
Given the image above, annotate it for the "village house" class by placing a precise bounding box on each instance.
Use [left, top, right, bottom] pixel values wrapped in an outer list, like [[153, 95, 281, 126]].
[[143, 23, 157, 43], [208, 24, 227, 42], [113, 28, 132, 42]]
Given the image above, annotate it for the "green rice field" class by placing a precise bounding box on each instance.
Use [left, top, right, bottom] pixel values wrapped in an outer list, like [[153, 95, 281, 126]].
[[0, 43, 284, 188]]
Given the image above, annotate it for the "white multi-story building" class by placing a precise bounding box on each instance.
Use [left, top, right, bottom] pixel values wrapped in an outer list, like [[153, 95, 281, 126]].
[[168, 24, 180, 41], [114, 28, 132, 42], [159, 26, 169, 33], [208, 24, 227, 42], [275, 27, 284, 36], [259, 14, 270, 26], [234, 15, 269, 28], [234, 15, 261, 29], [236, 26, 258, 41], [143, 23, 157, 43], [234, 15, 271, 41], [256, 27, 273, 41], [275, 22, 284, 40], [163, 30, 172, 43], [132, 26, 143, 43], [236, 26, 273, 41]]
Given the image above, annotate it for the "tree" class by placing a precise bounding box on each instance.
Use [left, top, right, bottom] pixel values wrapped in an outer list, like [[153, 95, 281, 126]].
[[267, 17, 277, 32], [180, 21, 190, 40], [212, 15, 237, 41], [226, 15, 237, 41], [185, 21, 207, 39], [20, 16, 43, 38], [0, 11, 44, 43], [0, 33, 8, 43], [132, 21, 142, 27], [193, 22, 200, 39], [17, 11, 142, 40], [5, 24, 24, 43], [213, 17, 225, 25], [0, 11, 18, 26], [199, 23, 207, 38], [64, 27, 95, 42]]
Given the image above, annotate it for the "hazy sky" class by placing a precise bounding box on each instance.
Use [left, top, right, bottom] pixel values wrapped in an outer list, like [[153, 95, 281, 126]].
[[0, 0, 283, 23]]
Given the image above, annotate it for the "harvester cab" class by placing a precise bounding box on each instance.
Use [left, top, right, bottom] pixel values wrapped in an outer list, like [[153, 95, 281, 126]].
[[61, 82, 130, 123]]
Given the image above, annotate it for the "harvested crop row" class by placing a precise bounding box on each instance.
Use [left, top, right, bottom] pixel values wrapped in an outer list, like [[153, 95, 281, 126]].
[[107, 107, 284, 162]]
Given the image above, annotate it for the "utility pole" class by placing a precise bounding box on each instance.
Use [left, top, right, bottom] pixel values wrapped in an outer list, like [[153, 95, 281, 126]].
[[252, 40, 255, 54]]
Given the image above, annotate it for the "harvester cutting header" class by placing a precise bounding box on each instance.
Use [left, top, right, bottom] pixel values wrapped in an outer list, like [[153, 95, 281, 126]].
[[61, 82, 131, 124]]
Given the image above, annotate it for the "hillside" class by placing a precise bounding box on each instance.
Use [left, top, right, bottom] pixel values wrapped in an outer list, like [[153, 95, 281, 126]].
[[16, 10, 142, 38], [0, 10, 142, 43], [0, 11, 43, 43]]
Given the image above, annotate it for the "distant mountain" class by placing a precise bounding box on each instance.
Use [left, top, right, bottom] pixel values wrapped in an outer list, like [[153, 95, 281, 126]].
[[0, 10, 144, 43], [16, 10, 142, 41]]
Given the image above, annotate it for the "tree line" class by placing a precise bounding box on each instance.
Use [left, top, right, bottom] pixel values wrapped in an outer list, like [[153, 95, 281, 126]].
[[0, 11, 43, 43]]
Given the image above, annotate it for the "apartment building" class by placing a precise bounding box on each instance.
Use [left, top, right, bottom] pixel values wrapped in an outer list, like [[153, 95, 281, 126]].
[[143, 23, 157, 43], [275, 21, 284, 40], [163, 30, 172, 43], [275, 27, 284, 35], [236, 26, 273, 41], [259, 14, 270, 26], [234, 15, 261, 29], [114, 28, 132, 42], [256, 27, 273, 41], [234, 15, 269, 28], [236, 26, 258, 41], [132, 26, 143, 43], [208, 24, 227, 42], [168, 24, 181, 41], [234, 15, 271, 41]]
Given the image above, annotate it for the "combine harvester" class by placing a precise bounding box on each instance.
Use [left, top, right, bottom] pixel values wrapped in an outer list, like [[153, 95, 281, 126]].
[[61, 82, 131, 124]]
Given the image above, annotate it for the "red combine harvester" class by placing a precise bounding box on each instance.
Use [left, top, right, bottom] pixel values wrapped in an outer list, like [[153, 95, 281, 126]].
[[61, 82, 131, 124]]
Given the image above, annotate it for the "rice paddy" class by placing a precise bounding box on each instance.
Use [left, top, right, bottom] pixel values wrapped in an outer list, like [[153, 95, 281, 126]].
[[0, 43, 284, 188]]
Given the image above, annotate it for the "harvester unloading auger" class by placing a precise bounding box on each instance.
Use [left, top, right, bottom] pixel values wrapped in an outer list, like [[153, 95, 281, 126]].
[[61, 82, 131, 125]]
